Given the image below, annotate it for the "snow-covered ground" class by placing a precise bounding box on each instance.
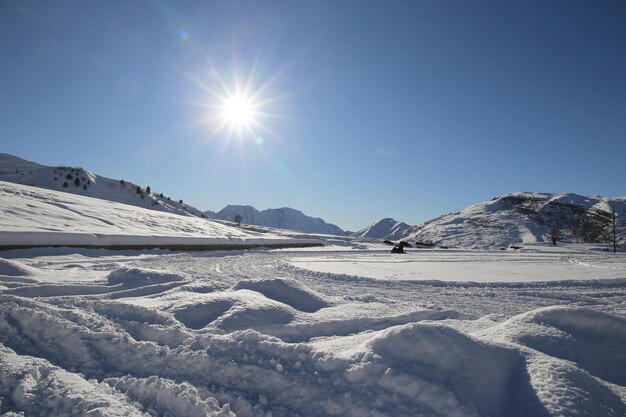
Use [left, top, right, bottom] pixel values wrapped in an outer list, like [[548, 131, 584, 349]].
[[0, 181, 319, 248], [1, 242, 625, 416], [288, 244, 626, 283]]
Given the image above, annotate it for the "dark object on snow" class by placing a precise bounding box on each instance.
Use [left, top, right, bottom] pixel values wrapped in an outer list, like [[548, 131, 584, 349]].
[[508, 245, 523, 250], [440, 246, 449, 249], [391, 244, 405, 254], [399, 241, 412, 248], [383, 240, 395, 246], [414, 241, 435, 248]]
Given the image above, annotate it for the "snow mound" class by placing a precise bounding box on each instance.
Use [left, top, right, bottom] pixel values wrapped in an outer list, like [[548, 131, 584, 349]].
[[232, 278, 329, 313], [105, 376, 234, 417], [504, 307, 626, 386], [171, 291, 296, 331], [173, 300, 235, 330], [358, 323, 546, 417], [216, 291, 296, 331], [0, 344, 145, 416], [106, 267, 187, 287], [0, 258, 38, 277]]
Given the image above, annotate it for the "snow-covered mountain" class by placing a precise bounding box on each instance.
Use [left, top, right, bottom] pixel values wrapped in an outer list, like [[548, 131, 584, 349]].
[[353, 218, 410, 240], [0, 153, 207, 218], [403, 192, 626, 249], [208, 205, 345, 235]]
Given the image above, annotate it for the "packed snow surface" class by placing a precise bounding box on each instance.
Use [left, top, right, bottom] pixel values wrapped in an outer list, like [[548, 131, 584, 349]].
[[0, 181, 319, 248], [288, 245, 626, 283], [1, 242, 625, 416]]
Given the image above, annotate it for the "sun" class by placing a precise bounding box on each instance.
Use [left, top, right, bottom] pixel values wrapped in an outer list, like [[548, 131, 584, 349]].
[[184, 63, 288, 145], [223, 95, 255, 126]]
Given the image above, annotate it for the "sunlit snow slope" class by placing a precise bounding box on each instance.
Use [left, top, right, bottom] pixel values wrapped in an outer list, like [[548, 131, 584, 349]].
[[404, 192, 626, 249], [0, 181, 319, 248], [0, 153, 207, 218]]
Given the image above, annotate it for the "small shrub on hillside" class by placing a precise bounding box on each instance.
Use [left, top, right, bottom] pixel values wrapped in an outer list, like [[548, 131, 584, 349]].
[[66, 173, 73, 180], [62, 182, 68, 188], [74, 178, 81, 187], [83, 184, 87, 190], [146, 186, 151, 194]]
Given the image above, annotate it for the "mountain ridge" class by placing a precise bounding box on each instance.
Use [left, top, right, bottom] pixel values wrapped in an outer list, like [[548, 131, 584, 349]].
[[207, 204, 345, 235]]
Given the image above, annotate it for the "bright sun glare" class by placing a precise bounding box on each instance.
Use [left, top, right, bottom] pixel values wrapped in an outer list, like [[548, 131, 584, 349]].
[[188, 64, 285, 145], [223, 95, 255, 126]]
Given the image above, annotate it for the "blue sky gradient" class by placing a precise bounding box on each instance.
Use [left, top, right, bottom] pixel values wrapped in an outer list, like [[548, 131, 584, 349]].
[[1, 0, 625, 230]]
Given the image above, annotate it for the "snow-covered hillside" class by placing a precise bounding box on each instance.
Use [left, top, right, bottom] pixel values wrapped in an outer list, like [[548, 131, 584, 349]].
[[353, 218, 410, 240], [0, 153, 207, 218], [404, 192, 626, 249], [0, 181, 319, 248], [208, 205, 345, 235]]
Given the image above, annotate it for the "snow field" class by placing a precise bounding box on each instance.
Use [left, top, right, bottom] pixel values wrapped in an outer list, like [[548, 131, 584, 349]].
[[0, 248, 625, 416]]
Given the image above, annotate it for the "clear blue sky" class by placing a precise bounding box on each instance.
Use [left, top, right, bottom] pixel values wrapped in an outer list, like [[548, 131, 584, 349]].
[[1, 0, 625, 231]]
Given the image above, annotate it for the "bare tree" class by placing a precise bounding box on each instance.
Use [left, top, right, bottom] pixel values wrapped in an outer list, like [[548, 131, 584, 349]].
[[234, 213, 243, 227], [548, 227, 561, 246]]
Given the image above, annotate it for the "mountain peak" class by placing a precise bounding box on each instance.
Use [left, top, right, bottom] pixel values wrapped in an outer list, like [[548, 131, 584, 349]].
[[353, 218, 410, 240]]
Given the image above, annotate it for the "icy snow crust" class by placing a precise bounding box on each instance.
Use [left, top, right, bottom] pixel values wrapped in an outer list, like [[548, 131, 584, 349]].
[[1, 244, 625, 417]]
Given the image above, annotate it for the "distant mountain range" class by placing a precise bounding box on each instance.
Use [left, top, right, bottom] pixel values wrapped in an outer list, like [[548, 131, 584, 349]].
[[353, 218, 411, 240], [3, 154, 624, 248], [0, 153, 207, 218], [206, 205, 345, 235], [403, 192, 626, 249]]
